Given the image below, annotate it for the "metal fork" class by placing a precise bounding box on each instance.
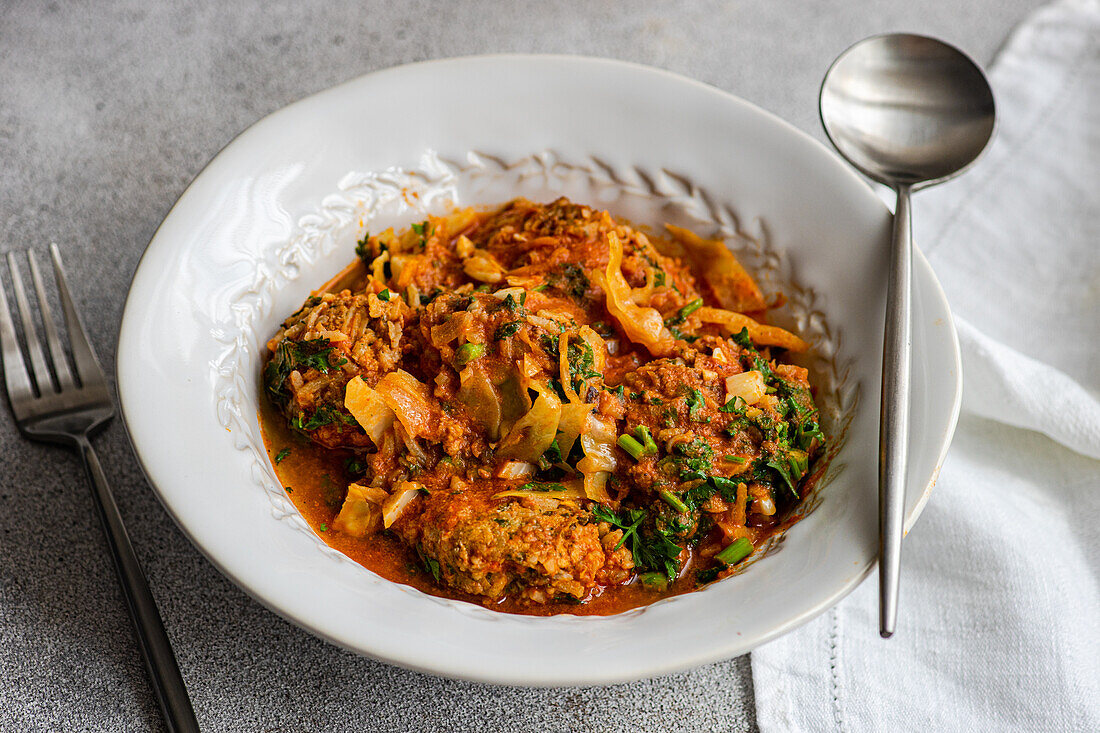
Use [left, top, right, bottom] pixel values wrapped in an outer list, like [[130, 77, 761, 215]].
[[0, 245, 198, 733]]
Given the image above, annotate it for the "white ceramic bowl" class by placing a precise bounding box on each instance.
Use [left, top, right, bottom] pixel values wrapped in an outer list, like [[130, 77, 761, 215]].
[[117, 55, 961, 685]]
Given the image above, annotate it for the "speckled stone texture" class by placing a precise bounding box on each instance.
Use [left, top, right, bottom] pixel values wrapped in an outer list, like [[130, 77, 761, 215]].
[[0, 1, 1039, 731]]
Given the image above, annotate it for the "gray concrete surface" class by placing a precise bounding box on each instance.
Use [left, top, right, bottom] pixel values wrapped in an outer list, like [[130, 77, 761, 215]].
[[0, 1, 1041, 731]]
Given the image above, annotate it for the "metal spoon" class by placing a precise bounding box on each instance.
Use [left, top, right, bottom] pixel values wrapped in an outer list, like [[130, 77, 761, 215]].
[[819, 34, 995, 638]]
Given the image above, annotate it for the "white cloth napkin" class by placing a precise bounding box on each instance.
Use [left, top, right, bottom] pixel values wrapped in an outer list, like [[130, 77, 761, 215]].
[[751, 2, 1100, 731]]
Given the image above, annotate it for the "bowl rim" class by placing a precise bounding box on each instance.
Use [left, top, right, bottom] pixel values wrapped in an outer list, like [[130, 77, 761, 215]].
[[116, 53, 962, 685]]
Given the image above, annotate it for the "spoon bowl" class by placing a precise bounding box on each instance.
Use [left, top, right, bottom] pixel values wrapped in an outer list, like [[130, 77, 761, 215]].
[[821, 34, 996, 188], [819, 34, 994, 638]]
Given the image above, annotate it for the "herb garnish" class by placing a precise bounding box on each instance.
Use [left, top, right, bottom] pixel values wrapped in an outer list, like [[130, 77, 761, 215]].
[[686, 388, 706, 421], [592, 505, 682, 582], [494, 321, 522, 340], [519, 482, 567, 492], [354, 233, 371, 263], [416, 544, 441, 583]]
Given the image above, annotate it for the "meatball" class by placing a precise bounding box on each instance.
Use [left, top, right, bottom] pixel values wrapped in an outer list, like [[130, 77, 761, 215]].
[[263, 289, 414, 449], [400, 493, 633, 603]]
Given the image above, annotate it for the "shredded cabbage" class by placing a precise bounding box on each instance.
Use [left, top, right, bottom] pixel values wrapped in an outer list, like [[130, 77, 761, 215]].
[[497, 386, 562, 463], [382, 481, 422, 528], [695, 307, 808, 352], [493, 480, 586, 500], [496, 372, 532, 439], [332, 483, 384, 538], [662, 224, 767, 313], [556, 402, 593, 462], [558, 332, 581, 403], [577, 413, 617, 502], [458, 363, 503, 439], [375, 370, 439, 441], [430, 312, 468, 347], [577, 326, 607, 372], [496, 461, 536, 479], [344, 376, 395, 448], [599, 231, 676, 356]]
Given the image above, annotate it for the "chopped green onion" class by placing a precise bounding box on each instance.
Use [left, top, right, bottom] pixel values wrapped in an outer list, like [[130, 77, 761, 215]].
[[377, 288, 391, 301], [659, 489, 689, 514], [455, 342, 486, 367], [638, 572, 668, 592], [680, 298, 703, 318], [533, 283, 549, 292], [617, 434, 645, 460], [319, 523, 328, 533], [634, 425, 658, 455], [724, 455, 746, 463], [274, 448, 291, 464], [715, 537, 754, 566]]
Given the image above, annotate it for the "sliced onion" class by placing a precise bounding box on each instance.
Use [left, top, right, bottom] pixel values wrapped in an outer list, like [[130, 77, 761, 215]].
[[490, 286, 528, 301], [558, 332, 581, 403], [430, 312, 468, 347]]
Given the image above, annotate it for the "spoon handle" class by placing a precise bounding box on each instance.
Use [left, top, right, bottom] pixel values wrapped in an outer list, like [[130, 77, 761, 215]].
[[880, 185, 912, 639]]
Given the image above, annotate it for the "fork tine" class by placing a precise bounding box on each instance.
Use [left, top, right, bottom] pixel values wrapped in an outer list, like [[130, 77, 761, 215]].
[[0, 258, 36, 406], [49, 244, 106, 389], [7, 252, 55, 395], [28, 250, 76, 391]]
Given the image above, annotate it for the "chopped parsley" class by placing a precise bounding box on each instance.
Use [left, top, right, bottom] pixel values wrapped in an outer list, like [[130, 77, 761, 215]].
[[264, 338, 344, 406], [499, 291, 528, 315], [293, 404, 357, 431], [592, 504, 682, 582], [416, 544, 441, 583], [494, 321, 522, 340], [519, 482, 567, 492], [354, 233, 371, 263], [686, 388, 706, 421], [410, 221, 432, 249], [547, 263, 590, 299]]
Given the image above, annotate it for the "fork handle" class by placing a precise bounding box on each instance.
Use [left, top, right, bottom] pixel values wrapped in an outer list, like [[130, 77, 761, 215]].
[[76, 435, 200, 733]]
